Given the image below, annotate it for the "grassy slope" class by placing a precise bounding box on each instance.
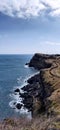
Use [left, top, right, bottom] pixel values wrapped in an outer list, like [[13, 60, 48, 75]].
[[40, 56, 60, 129]]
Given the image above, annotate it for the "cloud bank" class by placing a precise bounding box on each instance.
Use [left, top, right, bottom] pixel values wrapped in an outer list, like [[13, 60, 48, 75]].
[[0, 0, 60, 18]]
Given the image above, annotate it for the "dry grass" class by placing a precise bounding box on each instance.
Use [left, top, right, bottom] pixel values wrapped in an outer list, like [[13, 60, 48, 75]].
[[0, 116, 59, 130]]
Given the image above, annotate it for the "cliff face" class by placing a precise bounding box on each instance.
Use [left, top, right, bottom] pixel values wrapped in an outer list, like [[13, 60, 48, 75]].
[[21, 53, 60, 129], [29, 53, 52, 69]]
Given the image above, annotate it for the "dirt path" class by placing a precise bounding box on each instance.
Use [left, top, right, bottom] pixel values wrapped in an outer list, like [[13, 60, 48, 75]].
[[49, 60, 60, 78]]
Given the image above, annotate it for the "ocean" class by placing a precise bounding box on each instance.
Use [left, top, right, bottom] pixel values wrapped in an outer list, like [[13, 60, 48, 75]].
[[0, 54, 38, 120]]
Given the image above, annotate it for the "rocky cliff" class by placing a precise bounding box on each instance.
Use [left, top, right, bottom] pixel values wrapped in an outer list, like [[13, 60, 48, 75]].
[[21, 53, 60, 129]]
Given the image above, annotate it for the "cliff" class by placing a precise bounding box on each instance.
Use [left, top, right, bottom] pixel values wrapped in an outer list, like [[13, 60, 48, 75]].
[[29, 53, 52, 69], [0, 53, 60, 130], [21, 53, 60, 129]]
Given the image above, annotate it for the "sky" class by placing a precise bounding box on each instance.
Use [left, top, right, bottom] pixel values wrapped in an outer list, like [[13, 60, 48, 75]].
[[0, 0, 60, 54]]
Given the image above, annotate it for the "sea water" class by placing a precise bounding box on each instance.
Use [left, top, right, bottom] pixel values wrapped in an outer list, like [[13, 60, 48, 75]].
[[0, 55, 38, 120]]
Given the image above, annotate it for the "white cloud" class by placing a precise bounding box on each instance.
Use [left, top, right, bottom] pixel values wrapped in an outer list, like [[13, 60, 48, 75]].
[[41, 0, 60, 9], [50, 9, 60, 17], [41, 0, 60, 17], [45, 41, 60, 46], [0, 0, 46, 18], [0, 0, 60, 18]]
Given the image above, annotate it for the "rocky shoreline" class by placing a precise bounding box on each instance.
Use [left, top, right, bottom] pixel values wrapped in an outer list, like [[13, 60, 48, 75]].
[[14, 53, 60, 118], [0, 53, 60, 130]]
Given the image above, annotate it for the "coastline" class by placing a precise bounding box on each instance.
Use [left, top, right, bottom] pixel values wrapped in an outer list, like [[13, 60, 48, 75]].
[[9, 65, 39, 118], [19, 53, 53, 117], [11, 53, 60, 119], [19, 53, 60, 124], [0, 53, 60, 130]]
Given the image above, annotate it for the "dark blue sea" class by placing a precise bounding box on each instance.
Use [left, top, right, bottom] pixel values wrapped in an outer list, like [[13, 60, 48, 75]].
[[0, 55, 38, 120]]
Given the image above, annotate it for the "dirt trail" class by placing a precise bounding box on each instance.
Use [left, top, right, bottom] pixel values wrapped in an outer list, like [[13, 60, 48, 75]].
[[49, 60, 60, 78]]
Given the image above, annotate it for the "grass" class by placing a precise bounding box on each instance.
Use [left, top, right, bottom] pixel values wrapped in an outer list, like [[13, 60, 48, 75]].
[[53, 122, 60, 129], [41, 59, 60, 120], [56, 66, 60, 74], [0, 116, 57, 130]]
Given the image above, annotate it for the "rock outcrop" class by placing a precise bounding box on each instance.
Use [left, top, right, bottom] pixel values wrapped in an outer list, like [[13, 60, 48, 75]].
[[29, 53, 52, 69]]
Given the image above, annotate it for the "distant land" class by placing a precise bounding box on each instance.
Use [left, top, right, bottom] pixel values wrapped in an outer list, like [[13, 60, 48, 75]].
[[0, 53, 60, 130]]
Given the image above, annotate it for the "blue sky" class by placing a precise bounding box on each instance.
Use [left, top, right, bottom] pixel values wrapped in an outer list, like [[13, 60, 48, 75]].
[[0, 0, 60, 54]]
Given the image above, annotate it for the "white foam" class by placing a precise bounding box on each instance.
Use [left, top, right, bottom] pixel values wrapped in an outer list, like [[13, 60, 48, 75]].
[[10, 93, 22, 102], [9, 100, 16, 109], [9, 70, 40, 118], [24, 71, 40, 83], [17, 77, 24, 84], [9, 100, 31, 119], [24, 64, 29, 68], [15, 106, 32, 119]]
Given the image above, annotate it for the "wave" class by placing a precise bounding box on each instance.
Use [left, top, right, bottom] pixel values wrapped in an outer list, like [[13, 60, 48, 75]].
[[24, 64, 29, 68], [9, 70, 39, 118], [24, 71, 40, 83], [9, 99, 31, 119]]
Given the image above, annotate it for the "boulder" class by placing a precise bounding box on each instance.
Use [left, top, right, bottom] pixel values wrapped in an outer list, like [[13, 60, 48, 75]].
[[14, 88, 20, 93], [16, 103, 22, 109]]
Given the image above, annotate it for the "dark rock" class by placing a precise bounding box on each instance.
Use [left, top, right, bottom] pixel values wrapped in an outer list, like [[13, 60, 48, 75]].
[[16, 103, 22, 109], [27, 74, 40, 84], [25, 63, 29, 65], [20, 92, 28, 98], [23, 98, 33, 110], [21, 84, 31, 91], [13, 102, 16, 105], [29, 53, 52, 70], [14, 88, 20, 93]]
